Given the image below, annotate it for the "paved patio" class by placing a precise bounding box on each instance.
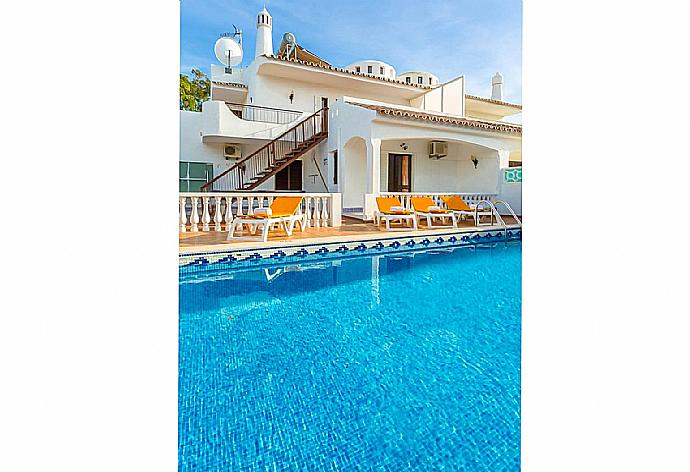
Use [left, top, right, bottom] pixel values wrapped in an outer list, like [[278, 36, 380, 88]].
[[180, 215, 521, 254]]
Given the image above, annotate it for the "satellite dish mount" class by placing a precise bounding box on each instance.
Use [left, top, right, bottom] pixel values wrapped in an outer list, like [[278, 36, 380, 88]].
[[214, 28, 244, 73]]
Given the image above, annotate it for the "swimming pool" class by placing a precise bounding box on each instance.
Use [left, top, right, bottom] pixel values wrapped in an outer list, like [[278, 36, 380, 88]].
[[179, 242, 521, 470]]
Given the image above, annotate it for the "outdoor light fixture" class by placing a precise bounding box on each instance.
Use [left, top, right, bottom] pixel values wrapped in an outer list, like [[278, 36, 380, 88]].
[[471, 156, 479, 169], [289, 91, 294, 103], [400, 142, 408, 151]]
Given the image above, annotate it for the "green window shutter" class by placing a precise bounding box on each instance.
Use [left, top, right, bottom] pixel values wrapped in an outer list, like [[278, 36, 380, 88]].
[[188, 162, 208, 179], [188, 180, 204, 192]]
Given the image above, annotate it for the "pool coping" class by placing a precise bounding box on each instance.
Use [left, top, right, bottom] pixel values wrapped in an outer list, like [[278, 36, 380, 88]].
[[179, 224, 522, 272]]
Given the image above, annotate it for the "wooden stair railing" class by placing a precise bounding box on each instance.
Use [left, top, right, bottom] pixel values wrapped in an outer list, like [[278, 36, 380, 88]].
[[201, 107, 329, 192]]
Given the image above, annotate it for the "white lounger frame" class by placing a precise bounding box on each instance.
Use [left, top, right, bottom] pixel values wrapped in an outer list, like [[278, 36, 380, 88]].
[[227, 214, 305, 242], [374, 211, 418, 231], [449, 207, 494, 225], [415, 211, 458, 228]]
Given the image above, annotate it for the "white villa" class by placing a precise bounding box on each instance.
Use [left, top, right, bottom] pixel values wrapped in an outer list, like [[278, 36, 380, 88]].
[[180, 7, 522, 227]]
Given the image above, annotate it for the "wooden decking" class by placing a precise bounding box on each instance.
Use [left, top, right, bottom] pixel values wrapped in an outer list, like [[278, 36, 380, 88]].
[[180, 215, 521, 253]]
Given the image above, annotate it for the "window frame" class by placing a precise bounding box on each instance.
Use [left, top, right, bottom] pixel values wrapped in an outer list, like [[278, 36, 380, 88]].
[[179, 161, 214, 192]]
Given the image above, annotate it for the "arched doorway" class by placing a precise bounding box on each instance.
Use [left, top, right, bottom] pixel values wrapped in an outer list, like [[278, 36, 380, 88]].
[[342, 136, 367, 209]]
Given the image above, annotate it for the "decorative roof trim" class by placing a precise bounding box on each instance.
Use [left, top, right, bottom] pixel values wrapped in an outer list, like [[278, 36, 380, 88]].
[[211, 81, 248, 89], [265, 55, 433, 89], [465, 94, 522, 109], [348, 102, 522, 134]]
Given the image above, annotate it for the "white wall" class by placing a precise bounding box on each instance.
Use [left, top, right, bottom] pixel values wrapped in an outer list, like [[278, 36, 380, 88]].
[[342, 137, 367, 208], [244, 72, 412, 115], [180, 111, 267, 187], [200, 100, 300, 140], [379, 140, 500, 194], [498, 168, 522, 215], [180, 111, 225, 168]]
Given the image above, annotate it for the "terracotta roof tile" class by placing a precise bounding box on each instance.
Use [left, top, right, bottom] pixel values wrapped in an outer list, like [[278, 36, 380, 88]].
[[266, 55, 433, 89], [349, 102, 522, 134], [465, 94, 522, 109]]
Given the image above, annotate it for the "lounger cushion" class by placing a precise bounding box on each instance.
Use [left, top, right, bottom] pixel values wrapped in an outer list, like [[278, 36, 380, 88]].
[[269, 196, 303, 217], [442, 196, 473, 212], [376, 196, 404, 214], [410, 196, 445, 213], [254, 207, 272, 216]]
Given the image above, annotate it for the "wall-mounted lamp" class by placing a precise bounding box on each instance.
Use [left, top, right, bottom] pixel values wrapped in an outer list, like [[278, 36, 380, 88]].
[[471, 156, 479, 169], [288, 91, 294, 103], [400, 142, 408, 151]]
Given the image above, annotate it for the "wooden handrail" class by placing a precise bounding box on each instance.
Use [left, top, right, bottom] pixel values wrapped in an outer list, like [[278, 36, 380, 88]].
[[201, 107, 328, 192]]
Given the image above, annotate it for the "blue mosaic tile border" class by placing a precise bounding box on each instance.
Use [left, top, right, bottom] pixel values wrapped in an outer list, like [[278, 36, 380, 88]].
[[179, 227, 521, 274]]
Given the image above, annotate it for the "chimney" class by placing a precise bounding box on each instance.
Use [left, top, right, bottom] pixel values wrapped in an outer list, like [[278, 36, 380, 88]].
[[491, 72, 504, 101], [255, 7, 273, 59]]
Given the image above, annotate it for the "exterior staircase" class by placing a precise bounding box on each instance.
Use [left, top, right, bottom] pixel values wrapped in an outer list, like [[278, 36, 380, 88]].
[[201, 107, 328, 191]]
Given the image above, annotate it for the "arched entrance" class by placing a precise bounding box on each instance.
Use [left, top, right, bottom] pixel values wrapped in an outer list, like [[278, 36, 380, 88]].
[[342, 136, 367, 209]]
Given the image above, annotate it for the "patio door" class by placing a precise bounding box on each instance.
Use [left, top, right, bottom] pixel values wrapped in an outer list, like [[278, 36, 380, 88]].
[[275, 160, 302, 191], [388, 153, 412, 192]]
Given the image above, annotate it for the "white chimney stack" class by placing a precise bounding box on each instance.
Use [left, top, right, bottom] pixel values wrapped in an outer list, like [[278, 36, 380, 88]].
[[491, 72, 504, 101], [255, 7, 273, 58]]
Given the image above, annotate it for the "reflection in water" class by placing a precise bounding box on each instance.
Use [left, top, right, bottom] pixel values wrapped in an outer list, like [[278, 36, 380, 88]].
[[179, 245, 503, 317]]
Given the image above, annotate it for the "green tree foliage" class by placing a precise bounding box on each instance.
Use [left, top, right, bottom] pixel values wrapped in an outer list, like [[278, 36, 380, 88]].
[[180, 69, 210, 111]]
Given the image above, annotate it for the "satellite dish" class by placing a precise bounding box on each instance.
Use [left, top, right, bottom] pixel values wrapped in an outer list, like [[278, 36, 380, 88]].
[[214, 36, 243, 66]]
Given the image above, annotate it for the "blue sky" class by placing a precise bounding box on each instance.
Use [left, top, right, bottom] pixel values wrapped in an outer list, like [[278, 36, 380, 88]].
[[181, 0, 522, 102]]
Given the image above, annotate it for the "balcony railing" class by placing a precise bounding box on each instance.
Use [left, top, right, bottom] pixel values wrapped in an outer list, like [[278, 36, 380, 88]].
[[226, 102, 303, 125], [179, 192, 342, 232]]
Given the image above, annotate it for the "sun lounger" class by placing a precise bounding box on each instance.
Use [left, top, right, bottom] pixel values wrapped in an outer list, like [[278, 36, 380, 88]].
[[227, 196, 305, 242], [374, 196, 418, 231], [410, 196, 457, 228], [441, 195, 493, 225]]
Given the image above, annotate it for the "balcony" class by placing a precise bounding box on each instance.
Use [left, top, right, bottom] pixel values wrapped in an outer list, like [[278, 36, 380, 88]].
[[199, 100, 305, 143], [226, 103, 302, 125]]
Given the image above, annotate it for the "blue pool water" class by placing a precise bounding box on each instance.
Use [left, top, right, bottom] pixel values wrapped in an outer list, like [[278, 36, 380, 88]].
[[179, 243, 521, 471]]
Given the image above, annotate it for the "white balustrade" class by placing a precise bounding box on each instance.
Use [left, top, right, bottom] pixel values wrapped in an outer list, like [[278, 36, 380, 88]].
[[201, 196, 211, 231], [179, 192, 342, 233], [190, 196, 199, 232], [179, 197, 187, 232], [213, 197, 222, 231], [380, 192, 498, 209]]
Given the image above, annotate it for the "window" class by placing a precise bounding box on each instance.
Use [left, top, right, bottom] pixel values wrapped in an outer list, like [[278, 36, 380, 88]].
[[180, 161, 213, 192], [355, 66, 360, 73], [379, 66, 384, 75], [405, 77, 411, 84], [332, 150, 338, 184], [367, 65, 372, 74], [429, 77, 433, 84]]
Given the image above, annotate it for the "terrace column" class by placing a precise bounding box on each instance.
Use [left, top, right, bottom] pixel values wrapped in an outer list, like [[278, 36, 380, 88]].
[[497, 149, 511, 169], [364, 138, 382, 220], [496, 150, 511, 194], [367, 138, 382, 194]]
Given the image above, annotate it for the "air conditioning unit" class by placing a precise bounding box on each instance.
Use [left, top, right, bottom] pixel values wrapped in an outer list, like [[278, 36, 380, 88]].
[[224, 144, 241, 159], [429, 141, 448, 159]]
